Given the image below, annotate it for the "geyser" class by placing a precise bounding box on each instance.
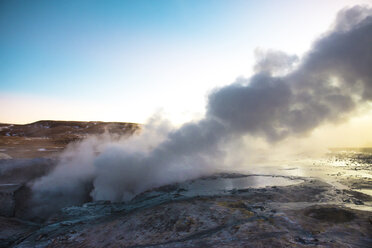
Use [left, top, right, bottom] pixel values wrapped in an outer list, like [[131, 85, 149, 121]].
[[30, 6, 372, 216]]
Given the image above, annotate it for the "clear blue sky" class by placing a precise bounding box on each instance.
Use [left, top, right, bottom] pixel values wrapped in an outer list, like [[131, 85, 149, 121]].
[[0, 0, 370, 124]]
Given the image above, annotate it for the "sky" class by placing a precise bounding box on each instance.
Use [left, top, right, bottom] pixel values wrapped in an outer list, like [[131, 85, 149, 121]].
[[0, 0, 371, 146]]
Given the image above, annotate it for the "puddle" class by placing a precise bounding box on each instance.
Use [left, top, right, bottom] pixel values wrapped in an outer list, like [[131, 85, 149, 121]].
[[0, 183, 22, 192], [180, 175, 304, 196], [344, 203, 372, 212], [354, 189, 372, 197], [0, 183, 20, 186]]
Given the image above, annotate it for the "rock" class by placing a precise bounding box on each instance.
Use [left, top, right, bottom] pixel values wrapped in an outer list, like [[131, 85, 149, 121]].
[[0, 153, 12, 160]]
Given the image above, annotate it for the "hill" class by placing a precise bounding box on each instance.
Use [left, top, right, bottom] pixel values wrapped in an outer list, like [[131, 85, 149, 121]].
[[0, 120, 140, 159]]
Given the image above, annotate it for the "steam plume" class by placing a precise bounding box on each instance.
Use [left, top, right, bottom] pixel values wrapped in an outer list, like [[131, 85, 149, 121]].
[[31, 6, 372, 214], [208, 5, 372, 141]]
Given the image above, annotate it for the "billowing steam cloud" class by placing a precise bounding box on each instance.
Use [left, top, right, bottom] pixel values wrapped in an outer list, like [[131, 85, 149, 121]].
[[208, 5, 372, 141], [31, 6, 372, 215]]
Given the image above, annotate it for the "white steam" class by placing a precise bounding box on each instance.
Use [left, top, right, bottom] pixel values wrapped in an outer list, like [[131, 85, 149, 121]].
[[31, 116, 220, 216], [30, 6, 372, 216]]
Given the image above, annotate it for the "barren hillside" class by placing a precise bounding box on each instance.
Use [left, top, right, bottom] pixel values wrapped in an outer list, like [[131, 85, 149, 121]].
[[0, 120, 140, 159]]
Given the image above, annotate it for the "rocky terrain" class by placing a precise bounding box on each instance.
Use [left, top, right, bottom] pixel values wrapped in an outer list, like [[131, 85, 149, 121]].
[[4, 175, 372, 248], [0, 121, 371, 247]]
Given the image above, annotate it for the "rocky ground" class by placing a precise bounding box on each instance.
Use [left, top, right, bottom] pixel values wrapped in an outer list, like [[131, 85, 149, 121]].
[[0, 122, 371, 247], [6, 175, 372, 248]]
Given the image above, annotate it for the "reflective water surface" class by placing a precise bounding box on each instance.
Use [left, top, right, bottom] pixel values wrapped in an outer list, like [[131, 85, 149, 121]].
[[181, 175, 304, 196]]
